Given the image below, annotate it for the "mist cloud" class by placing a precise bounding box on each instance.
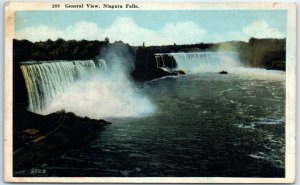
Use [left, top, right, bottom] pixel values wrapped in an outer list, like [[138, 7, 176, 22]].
[[42, 45, 156, 118]]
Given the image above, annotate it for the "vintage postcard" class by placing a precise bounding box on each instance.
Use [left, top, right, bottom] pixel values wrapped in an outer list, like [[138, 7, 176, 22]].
[[4, 2, 296, 183]]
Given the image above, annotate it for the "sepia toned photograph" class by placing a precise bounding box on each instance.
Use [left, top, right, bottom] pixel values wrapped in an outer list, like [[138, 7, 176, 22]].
[[4, 2, 296, 183]]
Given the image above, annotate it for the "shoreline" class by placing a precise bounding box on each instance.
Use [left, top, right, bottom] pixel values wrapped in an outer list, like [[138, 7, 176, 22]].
[[13, 109, 111, 173]]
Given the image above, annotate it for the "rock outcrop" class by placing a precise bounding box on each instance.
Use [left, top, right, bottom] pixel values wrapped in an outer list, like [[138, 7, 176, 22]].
[[13, 108, 111, 173]]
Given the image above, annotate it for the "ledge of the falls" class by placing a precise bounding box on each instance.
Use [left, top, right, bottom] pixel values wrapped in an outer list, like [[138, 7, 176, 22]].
[[13, 108, 111, 171], [131, 67, 185, 81]]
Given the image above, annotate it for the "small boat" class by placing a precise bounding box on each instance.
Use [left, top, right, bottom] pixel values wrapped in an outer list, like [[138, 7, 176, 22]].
[[219, 70, 228, 74]]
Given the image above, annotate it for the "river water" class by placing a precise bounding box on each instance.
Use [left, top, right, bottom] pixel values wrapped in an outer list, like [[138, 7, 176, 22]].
[[36, 71, 286, 177]]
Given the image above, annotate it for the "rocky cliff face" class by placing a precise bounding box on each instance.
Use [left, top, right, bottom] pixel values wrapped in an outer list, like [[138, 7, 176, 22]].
[[248, 38, 286, 70], [209, 38, 286, 70]]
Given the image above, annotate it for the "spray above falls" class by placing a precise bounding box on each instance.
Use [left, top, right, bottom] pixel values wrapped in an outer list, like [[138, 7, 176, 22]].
[[20, 46, 155, 119]]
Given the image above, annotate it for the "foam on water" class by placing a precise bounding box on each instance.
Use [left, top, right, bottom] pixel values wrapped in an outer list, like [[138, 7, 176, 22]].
[[230, 67, 285, 81]]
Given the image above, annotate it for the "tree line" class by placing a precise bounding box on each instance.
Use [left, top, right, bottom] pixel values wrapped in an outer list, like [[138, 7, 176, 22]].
[[13, 37, 286, 72], [13, 38, 109, 62]]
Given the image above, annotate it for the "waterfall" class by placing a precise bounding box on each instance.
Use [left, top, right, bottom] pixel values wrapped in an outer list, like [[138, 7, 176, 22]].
[[97, 59, 107, 71], [20, 60, 105, 113], [155, 52, 241, 73]]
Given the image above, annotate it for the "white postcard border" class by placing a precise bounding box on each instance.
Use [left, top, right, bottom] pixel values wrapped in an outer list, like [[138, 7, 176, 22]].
[[4, 2, 296, 183]]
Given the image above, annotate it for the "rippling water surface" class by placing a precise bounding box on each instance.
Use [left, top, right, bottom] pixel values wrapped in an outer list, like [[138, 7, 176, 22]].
[[32, 72, 286, 177]]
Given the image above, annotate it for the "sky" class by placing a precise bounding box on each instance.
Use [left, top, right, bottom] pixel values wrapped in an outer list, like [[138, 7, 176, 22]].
[[14, 10, 287, 46]]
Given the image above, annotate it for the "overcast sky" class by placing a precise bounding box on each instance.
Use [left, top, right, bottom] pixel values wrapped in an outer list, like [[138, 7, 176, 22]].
[[14, 10, 287, 46]]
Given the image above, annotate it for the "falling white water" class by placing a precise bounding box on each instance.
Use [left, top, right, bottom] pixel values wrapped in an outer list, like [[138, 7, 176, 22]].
[[20, 60, 105, 113], [155, 51, 285, 81], [169, 51, 241, 73]]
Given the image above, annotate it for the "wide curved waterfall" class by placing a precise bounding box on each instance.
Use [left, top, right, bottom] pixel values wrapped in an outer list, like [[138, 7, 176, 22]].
[[20, 60, 106, 113], [155, 52, 241, 73]]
